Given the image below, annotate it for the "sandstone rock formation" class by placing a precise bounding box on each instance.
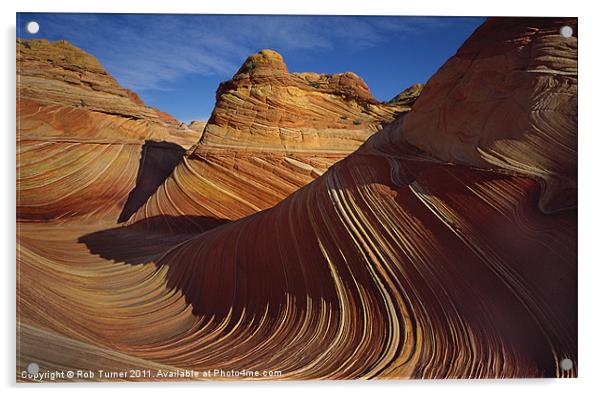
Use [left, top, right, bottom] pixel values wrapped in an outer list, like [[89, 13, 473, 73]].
[[393, 18, 577, 213], [17, 17, 577, 381], [17, 39, 197, 145], [127, 50, 420, 229], [201, 49, 414, 150], [386, 83, 423, 106], [17, 39, 199, 220]]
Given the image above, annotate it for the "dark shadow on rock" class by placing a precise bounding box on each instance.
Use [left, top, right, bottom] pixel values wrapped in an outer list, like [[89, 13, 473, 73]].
[[118, 140, 187, 223], [77, 213, 339, 322], [79, 215, 230, 265]]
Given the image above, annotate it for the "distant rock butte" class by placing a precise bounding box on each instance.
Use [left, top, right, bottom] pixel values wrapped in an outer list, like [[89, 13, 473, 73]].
[[386, 83, 424, 106], [17, 40, 420, 223], [187, 120, 207, 133], [200, 49, 418, 151], [17, 39, 198, 147]]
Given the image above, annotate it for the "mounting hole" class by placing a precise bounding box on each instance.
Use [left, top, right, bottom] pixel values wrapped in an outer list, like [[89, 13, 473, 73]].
[[560, 358, 573, 371], [26, 21, 40, 34], [559, 25, 573, 38], [26, 362, 40, 375]]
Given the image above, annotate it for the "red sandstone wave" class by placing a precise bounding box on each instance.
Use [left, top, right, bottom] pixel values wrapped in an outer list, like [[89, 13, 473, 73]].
[[16, 39, 199, 221]]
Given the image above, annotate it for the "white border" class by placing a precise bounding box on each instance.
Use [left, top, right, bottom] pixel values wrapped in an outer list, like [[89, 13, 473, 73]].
[[3, 1, 601, 395]]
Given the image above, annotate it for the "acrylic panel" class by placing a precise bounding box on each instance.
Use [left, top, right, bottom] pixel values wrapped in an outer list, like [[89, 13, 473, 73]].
[[16, 13, 577, 382]]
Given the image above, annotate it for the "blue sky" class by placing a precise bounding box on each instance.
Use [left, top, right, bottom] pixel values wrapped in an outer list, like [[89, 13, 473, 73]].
[[17, 13, 484, 123]]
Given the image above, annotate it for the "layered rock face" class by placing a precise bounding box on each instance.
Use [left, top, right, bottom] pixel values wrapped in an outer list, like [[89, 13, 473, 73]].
[[128, 50, 419, 230], [201, 49, 415, 150], [17, 39, 196, 145], [393, 18, 577, 213], [17, 39, 198, 220], [17, 17, 576, 381]]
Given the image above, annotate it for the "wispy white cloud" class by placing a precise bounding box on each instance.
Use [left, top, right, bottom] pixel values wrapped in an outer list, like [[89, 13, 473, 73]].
[[22, 14, 481, 91]]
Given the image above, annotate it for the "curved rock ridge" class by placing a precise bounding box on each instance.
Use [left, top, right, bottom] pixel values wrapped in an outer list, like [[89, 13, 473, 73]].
[[17, 39, 198, 221], [388, 18, 577, 213], [126, 146, 342, 231], [117, 148, 574, 378], [17, 39, 197, 146], [121, 18, 576, 377], [19, 137, 577, 379], [200, 49, 418, 150]]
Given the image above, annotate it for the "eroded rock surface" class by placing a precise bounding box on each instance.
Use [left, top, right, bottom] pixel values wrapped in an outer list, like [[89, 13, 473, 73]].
[[201, 49, 416, 151], [17, 39, 197, 145], [17, 39, 199, 220], [129, 50, 421, 229], [392, 18, 577, 212]]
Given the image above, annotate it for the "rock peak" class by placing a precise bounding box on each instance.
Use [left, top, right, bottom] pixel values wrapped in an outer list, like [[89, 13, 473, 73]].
[[236, 49, 288, 75], [203, 47, 421, 150], [256, 49, 284, 62]]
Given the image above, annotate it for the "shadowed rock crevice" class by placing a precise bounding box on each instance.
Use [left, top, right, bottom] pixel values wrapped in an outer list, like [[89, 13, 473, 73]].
[[117, 141, 186, 223]]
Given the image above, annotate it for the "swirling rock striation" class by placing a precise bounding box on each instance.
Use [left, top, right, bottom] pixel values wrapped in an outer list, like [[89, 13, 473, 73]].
[[391, 18, 577, 213], [17, 39, 197, 144], [201, 49, 417, 150], [17, 39, 199, 221]]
